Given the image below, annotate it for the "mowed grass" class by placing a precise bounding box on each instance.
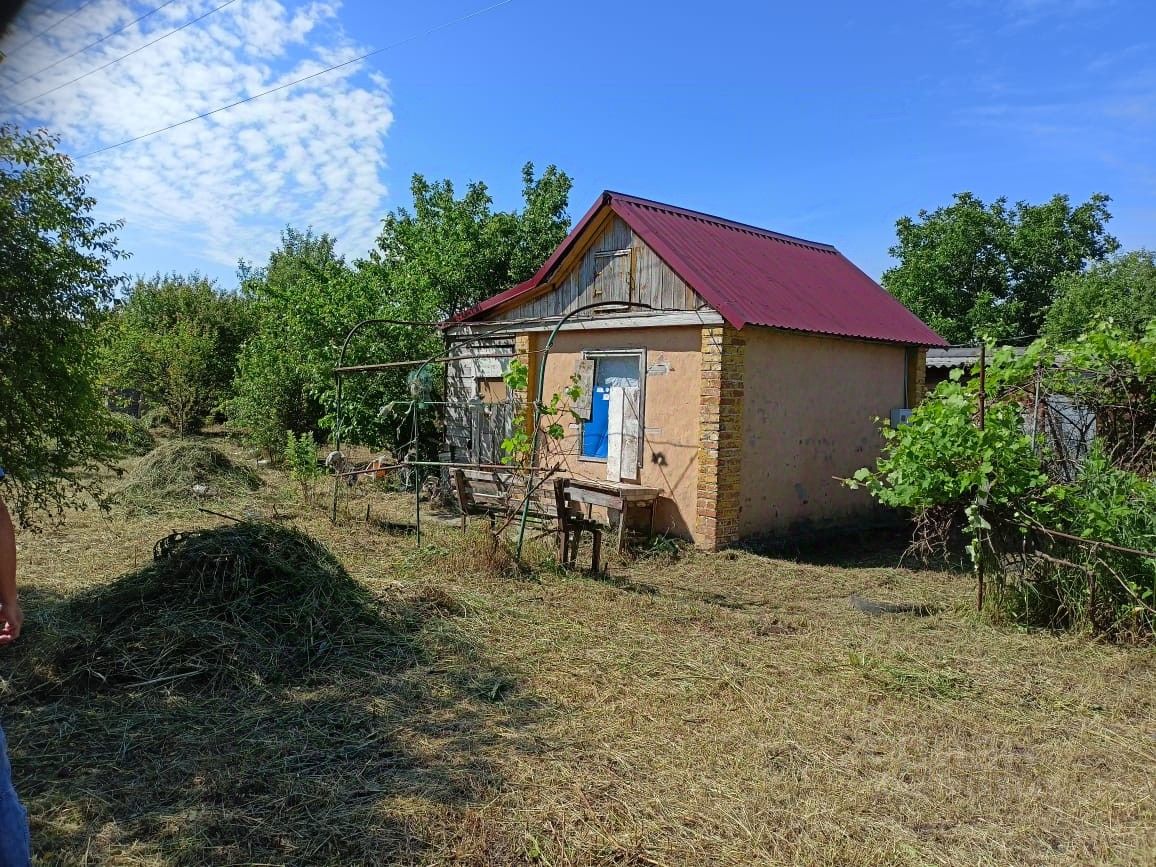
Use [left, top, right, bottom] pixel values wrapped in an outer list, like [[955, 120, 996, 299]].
[[3, 438, 1155, 866]]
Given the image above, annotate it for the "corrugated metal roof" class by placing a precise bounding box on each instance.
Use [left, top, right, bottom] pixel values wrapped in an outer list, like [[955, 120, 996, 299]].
[[453, 191, 946, 347], [927, 346, 1027, 367]]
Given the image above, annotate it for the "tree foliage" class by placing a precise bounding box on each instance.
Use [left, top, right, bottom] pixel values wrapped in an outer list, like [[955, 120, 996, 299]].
[[231, 163, 572, 457], [882, 192, 1119, 344], [99, 273, 253, 434], [230, 229, 362, 455], [1045, 250, 1156, 341], [0, 125, 127, 527], [363, 162, 572, 320]]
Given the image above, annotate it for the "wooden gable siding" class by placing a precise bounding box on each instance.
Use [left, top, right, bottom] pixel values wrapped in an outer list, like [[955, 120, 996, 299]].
[[499, 216, 703, 320]]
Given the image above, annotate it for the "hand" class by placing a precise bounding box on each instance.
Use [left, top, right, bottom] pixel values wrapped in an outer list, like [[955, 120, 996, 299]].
[[0, 598, 23, 645]]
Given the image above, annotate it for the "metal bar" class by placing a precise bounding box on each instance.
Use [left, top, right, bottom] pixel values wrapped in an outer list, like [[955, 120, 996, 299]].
[[331, 460, 558, 479], [977, 343, 987, 609], [1026, 524, 1156, 560], [332, 317, 434, 524], [335, 354, 515, 374]]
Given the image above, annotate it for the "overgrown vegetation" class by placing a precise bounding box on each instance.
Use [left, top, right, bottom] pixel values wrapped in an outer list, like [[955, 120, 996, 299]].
[[850, 323, 1156, 639]]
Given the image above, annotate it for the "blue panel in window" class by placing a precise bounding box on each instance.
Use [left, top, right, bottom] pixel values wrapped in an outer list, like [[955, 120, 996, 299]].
[[580, 356, 639, 459], [582, 383, 611, 458]]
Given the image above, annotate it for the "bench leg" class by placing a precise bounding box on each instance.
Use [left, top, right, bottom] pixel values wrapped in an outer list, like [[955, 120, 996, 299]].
[[591, 528, 602, 573]]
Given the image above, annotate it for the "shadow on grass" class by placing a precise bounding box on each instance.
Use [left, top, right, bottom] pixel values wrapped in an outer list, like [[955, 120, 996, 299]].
[[581, 569, 660, 597], [739, 524, 969, 573], [1, 525, 539, 865]]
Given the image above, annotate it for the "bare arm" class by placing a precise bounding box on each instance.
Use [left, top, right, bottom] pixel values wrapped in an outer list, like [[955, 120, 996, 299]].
[[0, 496, 22, 644]]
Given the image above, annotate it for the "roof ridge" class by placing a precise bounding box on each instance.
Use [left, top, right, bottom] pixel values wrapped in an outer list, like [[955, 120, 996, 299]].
[[604, 190, 838, 253]]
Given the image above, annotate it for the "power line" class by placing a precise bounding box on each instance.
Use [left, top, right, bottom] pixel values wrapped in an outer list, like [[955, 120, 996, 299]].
[[12, 0, 181, 85], [13, 0, 237, 105], [5, 0, 99, 55], [75, 0, 516, 160]]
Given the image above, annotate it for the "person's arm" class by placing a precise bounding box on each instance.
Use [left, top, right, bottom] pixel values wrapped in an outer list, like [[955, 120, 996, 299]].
[[0, 496, 22, 644]]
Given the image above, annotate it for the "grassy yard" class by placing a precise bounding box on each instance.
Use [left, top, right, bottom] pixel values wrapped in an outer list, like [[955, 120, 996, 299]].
[[3, 439, 1154, 866]]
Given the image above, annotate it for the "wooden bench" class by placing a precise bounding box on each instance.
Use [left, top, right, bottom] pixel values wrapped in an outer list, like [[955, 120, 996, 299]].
[[451, 469, 605, 571], [451, 468, 558, 529]]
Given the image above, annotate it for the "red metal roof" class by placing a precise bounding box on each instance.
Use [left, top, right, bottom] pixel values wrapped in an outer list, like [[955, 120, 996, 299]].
[[453, 191, 946, 347]]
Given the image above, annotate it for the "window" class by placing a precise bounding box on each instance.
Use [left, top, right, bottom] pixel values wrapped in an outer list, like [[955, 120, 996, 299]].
[[591, 248, 632, 301], [580, 352, 643, 481], [475, 376, 507, 403]]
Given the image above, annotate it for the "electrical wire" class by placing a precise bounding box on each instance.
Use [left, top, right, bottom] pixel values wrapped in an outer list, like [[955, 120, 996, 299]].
[[3, 0, 99, 55], [11, 0, 180, 85], [12, 0, 237, 105], [74, 0, 516, 160]]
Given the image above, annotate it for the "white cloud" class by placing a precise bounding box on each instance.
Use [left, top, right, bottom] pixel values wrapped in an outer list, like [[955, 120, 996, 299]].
[[1, 0, 393, 271]]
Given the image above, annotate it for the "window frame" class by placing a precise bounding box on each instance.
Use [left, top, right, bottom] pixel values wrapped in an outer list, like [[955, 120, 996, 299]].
[[577, 348, 646, 469]]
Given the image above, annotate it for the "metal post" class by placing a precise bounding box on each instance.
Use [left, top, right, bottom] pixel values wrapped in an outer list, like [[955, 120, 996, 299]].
[[977, 341, 986, 612], [413, 396, 421, 547]]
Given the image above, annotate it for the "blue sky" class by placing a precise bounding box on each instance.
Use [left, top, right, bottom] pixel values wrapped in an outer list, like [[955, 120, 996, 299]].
[[3, 0, 1154, 288]]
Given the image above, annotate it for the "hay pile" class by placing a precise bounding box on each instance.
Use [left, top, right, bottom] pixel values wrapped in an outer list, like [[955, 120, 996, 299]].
[[118, 440, 260, 511], [17, 523, 404, 695]]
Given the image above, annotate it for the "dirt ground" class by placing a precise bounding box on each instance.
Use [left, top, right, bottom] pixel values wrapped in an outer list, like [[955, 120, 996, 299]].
[[3, 438, 1154, 866]]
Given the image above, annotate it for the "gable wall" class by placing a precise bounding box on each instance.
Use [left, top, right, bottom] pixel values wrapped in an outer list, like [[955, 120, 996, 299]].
[[498, 215, 704, 320]]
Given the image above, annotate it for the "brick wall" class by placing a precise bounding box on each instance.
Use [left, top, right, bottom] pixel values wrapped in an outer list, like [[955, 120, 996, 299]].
[[696, 325, 745, 550], [907, 346, 928, 406], [513, 333, 537, 434]]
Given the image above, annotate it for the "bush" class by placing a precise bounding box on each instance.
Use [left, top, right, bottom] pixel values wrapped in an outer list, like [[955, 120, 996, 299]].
[[106, 413, 156, 457], [849, 326, 1156, 639], [284, 430, 324, 504]]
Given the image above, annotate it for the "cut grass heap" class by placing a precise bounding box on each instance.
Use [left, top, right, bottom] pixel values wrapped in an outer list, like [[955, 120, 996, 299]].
[[117, 440, 260, 511], [13, 522, 397, 695]]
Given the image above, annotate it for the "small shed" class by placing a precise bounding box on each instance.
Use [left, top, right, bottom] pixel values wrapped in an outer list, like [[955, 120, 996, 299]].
[[443, 191, 945, 549], [926, 345, 1028, 391]]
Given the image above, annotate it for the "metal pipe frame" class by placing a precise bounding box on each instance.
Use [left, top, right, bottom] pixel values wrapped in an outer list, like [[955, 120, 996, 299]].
[[514, 301, 652, 558]]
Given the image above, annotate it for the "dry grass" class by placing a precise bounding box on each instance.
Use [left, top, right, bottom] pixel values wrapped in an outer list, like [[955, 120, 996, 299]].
[[116, 440, 261, 513], [3, 439, 1154, 865]]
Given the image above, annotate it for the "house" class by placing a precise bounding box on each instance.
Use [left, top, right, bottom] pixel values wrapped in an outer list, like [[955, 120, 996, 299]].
[[443, 191, 946, 550]]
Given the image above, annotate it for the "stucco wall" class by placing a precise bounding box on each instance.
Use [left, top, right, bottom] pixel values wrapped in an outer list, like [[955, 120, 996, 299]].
[[738, 328, 907, 537], [536, 326, 702, 541]]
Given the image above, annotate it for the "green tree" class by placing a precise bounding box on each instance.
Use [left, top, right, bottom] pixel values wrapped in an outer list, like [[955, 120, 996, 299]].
[[230, 229, 354, 454], [99, 273, 253, 434], [882, 192, 1118, 344], [232, 163, 572, 458], [364, 161, 572, 319], [1045, 250, 1156, 341], [0, 125, 127, 526]]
